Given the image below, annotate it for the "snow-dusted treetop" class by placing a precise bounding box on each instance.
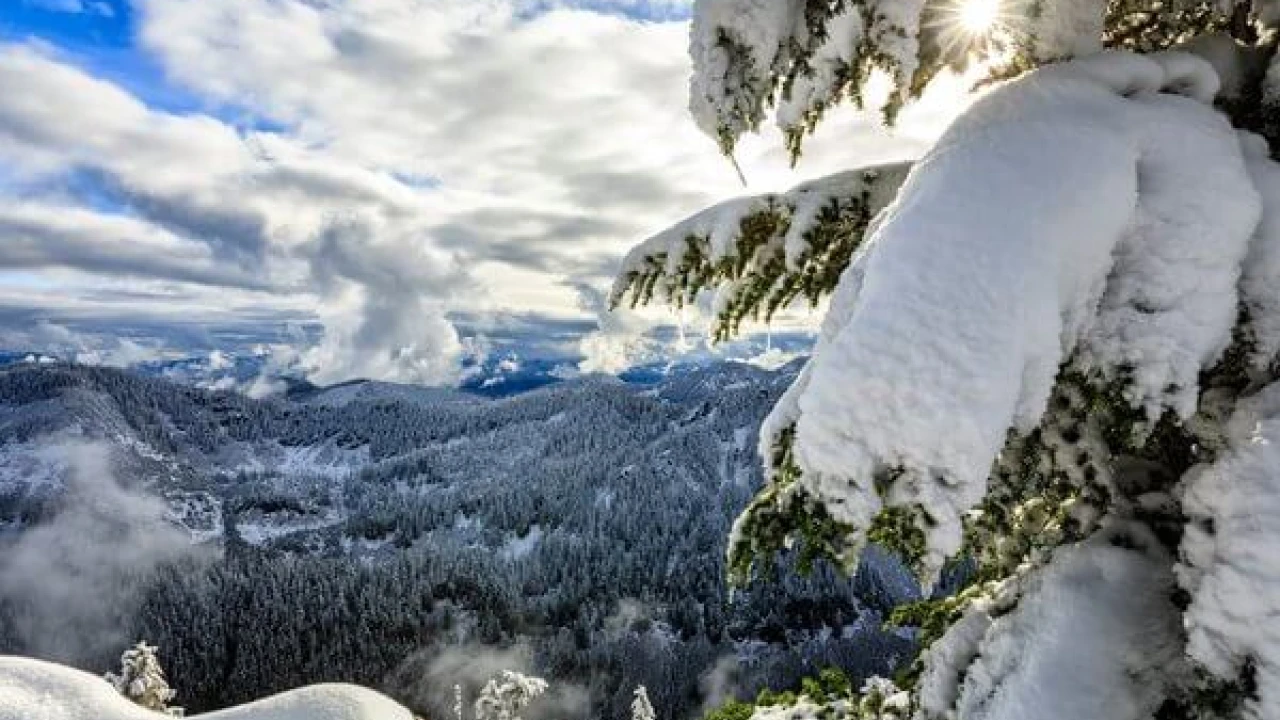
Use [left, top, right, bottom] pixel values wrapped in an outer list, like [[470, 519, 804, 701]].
[[473, 670, 547, 720], [632, 686, 657, 720], [104, 642, 181, 716]]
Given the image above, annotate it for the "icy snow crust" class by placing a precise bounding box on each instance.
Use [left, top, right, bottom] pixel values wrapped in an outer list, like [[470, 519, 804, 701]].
[[765, 50, 1263, 579], [0, 657, 414, 720], [1179, 383, 1280, 720]]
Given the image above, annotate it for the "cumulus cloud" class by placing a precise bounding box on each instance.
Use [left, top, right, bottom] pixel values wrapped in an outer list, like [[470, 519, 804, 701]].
[[296, 219, 472, 385], [742, 344, 806, 371], [572, 281, 669, 373], [0, 320, 169, 367], [0, 0, 956, 381], [0, 43, 469, 383]]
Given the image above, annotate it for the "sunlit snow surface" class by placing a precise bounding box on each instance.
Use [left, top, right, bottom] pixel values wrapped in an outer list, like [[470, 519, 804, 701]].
[[1179, 383, 1280, 720], [755, 50, 1265, 581], [0, 657, 414, 720]]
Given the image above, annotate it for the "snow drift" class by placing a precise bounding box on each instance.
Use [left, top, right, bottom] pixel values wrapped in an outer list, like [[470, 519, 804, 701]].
[[0, 657, 414, 720]]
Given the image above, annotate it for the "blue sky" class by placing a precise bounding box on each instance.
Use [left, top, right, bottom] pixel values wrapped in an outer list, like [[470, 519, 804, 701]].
[[3, 1, 173, 107], [0, 0, 934, 387]]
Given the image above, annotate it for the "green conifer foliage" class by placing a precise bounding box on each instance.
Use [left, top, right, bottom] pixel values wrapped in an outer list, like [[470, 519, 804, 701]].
[[617, 1, 1280, 718]]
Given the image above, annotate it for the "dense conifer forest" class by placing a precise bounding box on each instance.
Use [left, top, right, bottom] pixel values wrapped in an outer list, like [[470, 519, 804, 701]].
[[0, 363, 921, 719]]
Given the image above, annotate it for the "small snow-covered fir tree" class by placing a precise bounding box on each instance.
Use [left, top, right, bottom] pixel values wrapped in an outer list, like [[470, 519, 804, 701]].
[[613, 1, 1280, 719], [473, 670, 548, 720], [632, 685, 657, 720], [104, 641, 183, 716]]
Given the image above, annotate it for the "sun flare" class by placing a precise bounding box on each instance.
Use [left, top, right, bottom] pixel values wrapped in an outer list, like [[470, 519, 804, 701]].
[[958, 0, 1001, 34]]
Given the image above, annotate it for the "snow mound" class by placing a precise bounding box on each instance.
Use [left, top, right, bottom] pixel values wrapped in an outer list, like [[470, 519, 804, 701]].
[[765, 50, 1262, 580], [919, 528, 1183, 720], [1178, 383, 1280, 720], [0, 657, 414, 720]]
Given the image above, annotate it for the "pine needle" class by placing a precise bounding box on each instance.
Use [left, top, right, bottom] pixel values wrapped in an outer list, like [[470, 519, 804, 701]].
[[729, 152, 748, 187]]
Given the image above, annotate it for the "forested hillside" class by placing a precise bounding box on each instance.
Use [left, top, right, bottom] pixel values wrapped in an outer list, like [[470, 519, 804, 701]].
[[0, 362, 921, 719]]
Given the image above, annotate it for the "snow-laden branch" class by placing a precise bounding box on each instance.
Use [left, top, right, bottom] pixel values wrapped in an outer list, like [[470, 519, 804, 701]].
[[689, 1, 1280, 160], [1179, 383, 1280, 720], [688, 0, 929, 156], [610, 163, 910, 341]]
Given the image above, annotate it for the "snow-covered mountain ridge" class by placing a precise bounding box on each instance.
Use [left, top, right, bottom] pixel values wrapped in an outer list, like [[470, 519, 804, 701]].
[[0, 360, 802, 550]]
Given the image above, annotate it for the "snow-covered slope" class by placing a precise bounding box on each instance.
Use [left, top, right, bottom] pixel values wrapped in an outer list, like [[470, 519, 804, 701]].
[[0, 657, 413, 720], [0, 362, 810, 555], [0, 361, 916, 720]]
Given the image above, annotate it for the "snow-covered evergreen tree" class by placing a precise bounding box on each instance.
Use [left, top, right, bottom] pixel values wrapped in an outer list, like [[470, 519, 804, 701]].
[[473, 671, 547, 720], [104, 641, 183, 716], [632, 685, 657, 720], [613, 1, 1280, 718]]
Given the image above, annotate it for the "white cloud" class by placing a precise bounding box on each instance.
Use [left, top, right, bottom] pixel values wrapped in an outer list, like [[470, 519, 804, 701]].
[[0, 439, 199, 663], [0, 320, 169, 367], [134, 0, 948, 297], [0, 43, 467, 384], [571, 281, 668, 373], [0, 201, 272, 290], [0, 1, 962, 382], [741, 345, 804, 371], [298, 220, 468, 385]]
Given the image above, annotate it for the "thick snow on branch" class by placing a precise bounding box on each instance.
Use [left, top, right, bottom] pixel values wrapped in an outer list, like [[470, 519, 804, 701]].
[[1078, 64, 1257, 418], [1241, 132, 1280, 369], [689, 0, 806, 148], [774, 7, 864, 137], [0, 657, 414, 720], [767, 50, 1263, 580], [1178, 382, 1280, 720], [918, 528, 1184, 720]]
